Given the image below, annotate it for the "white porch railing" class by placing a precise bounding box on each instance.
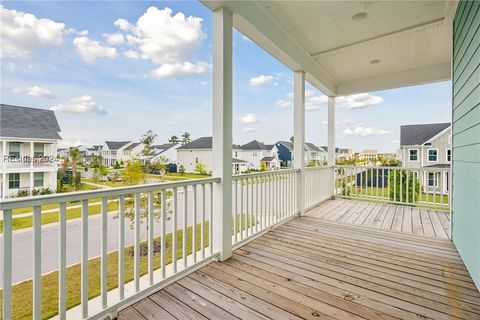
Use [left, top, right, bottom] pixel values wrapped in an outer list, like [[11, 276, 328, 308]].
[[305, 166, 334, 209], [232, 169, 299, 247], [1, 177, 219, 320], [334, 165, 450, 209]]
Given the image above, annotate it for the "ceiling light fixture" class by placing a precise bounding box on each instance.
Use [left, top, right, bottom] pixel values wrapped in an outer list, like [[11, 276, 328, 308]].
[[352, 12, 367, 21], [370, 59, 380, 64]]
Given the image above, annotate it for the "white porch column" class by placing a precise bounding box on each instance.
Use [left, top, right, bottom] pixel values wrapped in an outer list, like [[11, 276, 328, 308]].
[[30, 142, 34, 193], [293, 70, 305, 215], [327, 97, 336, 167], [212, 6, 233, 261]]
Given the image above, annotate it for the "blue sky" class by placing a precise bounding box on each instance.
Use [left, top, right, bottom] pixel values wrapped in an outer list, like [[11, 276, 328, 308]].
[[1, 1, 452, 152]]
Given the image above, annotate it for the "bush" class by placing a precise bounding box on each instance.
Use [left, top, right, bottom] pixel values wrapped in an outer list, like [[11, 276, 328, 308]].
[[388, 170, 420, 203], [179, 165, 185, 175], [16, 189, 30, 197], [195, 162, 207, 175], [113, 161, 121, 169]]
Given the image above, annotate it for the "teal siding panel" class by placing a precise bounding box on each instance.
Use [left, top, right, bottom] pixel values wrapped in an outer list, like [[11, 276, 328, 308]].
[[453, 106, 480, 133], [451, 162, 480, 288], [452, 0, 480, 291]]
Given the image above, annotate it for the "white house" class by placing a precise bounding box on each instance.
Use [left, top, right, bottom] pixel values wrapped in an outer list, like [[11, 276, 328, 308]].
[[101, 141, 144, 167], [234, 140, 280, 170], [305, 143, 327, 165], [400, 123, 451, 194], [141, 143, 179, 165], [0, 104, 61, 198], [177, 137, 248, 174]]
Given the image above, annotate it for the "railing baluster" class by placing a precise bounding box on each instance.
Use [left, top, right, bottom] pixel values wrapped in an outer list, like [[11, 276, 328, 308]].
[[400, 169, 403, 203], [101, 197, 108, 308], [58, 202, 67, 319], [81, 199, 89, 318], [173, 187, 178, 272], [233, 179, 237, 243], [32, 205, 42, 320], [246, 177, 250, 236], [193, 184, 197, 263], [134, 193, 141, 292], [118, 195, 125, 299], [183, 186, 188, 269], [147, 191, 154, 285], [2, 209, 12, 320], [160, 191, 167, 279], [406, 170, 409, 205], [209, 182, 213, 256], [201, 184, 206, 259]]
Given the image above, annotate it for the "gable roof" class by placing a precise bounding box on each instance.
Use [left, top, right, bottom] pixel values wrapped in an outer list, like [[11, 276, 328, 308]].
[[241, 140, 268, 150], [0, 104, 62, 140], [153, 143, 177, 150], [265, 144, 275, 150], [124, 142, 141, 150], [278, 141, 293, 150], [177, 137, 212, 149], [400, 123, 450, 146], [305, 142, 322, 152], [105, 141, 131, 150]]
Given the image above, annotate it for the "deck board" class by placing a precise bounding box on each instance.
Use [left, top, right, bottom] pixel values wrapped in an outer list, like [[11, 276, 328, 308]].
[[310, 199, 450, 239], [118, 200, 479, 320]]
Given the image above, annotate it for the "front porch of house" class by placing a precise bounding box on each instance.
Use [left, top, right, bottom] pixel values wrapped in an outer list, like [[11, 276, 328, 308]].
[[119, 199, 479, 320]]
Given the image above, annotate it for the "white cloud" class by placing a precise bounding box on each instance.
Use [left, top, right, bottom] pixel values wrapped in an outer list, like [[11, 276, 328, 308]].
[[344, 126, 392, 137], [51, 95, 107, 115], [337, 93, 384, 109], [305, 90, 328, 111], [276, 99, 292, 109], [124, 49, 142, 60], [27, 86, 55, 99], [239, 113, 265, 124], [151, 61, 209, 78], [77, 30, 88, 36], [0, 5, 65, 58], [11, 85, 55, 99], [73, 36, 117, 63], [242, 127, 256, 133], [114, 7, 207, 78], [105, 32, 125, 45], [250, 75, 274, 87]]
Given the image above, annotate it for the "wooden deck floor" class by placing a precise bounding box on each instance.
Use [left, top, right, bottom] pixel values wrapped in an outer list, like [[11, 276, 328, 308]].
[[309, 199, 451, 239], [118, 210, 480, 320]]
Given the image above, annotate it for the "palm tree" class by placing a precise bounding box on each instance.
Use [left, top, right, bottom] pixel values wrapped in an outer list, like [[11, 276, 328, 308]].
[[70, 148, 80, 191]]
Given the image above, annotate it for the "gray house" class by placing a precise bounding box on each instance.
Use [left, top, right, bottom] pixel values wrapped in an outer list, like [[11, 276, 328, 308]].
[[400, 122, 451, 194]]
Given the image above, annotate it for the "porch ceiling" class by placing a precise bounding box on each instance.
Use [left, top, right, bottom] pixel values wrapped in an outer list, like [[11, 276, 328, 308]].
[[202, 1, 457, 96]]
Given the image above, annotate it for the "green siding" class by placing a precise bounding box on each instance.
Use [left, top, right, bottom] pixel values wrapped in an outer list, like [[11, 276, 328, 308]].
[[452, 0, 480, 291]]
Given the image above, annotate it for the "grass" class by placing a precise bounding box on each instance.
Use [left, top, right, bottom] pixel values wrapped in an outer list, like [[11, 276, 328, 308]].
[[0, 214, 256, 320]]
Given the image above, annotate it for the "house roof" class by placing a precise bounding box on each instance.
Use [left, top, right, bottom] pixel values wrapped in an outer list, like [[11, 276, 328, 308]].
[[261, 156, 276, 161], [232, 158, 247, 163], [305, 142, 322, 152], [177, 137, 212, 149], [278, 141, 294, 150], [91, 145, 102, 151], [105, 141, 131, 150], [0, 104, 62, 140], [241, 140, 268, 150], [265, 144, 275, 150], [153, 143, 177, 150], [400, 123, 450, 146], [124, 142, 141, 151]]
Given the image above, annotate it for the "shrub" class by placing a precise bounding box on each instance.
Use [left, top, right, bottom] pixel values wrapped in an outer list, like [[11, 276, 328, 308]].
[[16, 189, 30, 197], [179, 165, 186, 175], [388, 170, 420, 203], [195, 162, 207, 175]]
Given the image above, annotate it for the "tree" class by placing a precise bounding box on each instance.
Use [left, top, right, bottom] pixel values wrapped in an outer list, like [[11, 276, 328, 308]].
[[260, 161, 267, 172], [181, 132, 191, 145], [99, 165, 109, 180], [195, 162, 207, 175], [389, 170, 420, 204], [69, 148, 81, 191], [121, 160, 145, 185], [113, 161, 121, 169], [169, 135, 180, 144], [140, 130, 158, 156], [179, 165, 186, 175], [90, 155, 102, 168]]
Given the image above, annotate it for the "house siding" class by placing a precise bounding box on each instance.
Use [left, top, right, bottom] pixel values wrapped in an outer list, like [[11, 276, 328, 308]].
[[452, 0, 480, 290]]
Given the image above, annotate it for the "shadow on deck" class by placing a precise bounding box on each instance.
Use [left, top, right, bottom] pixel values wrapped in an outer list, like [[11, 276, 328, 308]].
[[118, 200, 480, 320]]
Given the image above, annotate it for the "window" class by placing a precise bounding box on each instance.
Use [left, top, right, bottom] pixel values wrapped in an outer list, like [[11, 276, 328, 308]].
[[446, 149, 451, 162], [409, 149, 418, 161], [9, 142, 20, 158], [428, 149, 438, 162], [9, 173, 20, 189], [253, 152, 257, 157], [34, 172, 44, 187], [428, 172, 438, 187], [34, 143, 44, 157], [195, 157, 199, 163]]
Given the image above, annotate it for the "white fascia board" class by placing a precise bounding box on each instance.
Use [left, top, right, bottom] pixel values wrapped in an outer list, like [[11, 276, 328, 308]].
[[337, 63, 451, 96], [201, 1, 336, 96]]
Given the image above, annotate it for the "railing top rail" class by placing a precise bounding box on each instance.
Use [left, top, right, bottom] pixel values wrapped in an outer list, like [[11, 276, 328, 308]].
[[334, 165, 450, 171], [0, 177, 221, 210], [305, 166, 333, 171], [233, 168, 300, 179]]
